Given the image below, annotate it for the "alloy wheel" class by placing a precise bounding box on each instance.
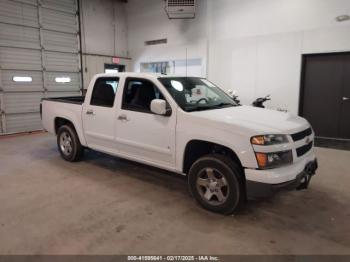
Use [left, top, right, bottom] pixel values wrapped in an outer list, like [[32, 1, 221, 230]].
[[196, 168, 230, 206], [59, 131, 73, 156]]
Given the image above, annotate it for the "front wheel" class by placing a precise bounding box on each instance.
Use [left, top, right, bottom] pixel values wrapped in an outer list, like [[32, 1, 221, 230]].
[[57, 125, 84, 162], [188, 154, 245, 214]]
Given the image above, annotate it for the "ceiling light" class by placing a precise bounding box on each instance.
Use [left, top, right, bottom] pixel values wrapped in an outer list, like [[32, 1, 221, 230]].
[[13, 76, 32, 82], [55, 77, 71, 83]]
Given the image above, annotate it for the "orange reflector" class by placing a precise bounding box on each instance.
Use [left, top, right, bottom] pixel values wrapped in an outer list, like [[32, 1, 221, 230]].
[[251, 136, 265, 145], [255, 153, 267, 169]]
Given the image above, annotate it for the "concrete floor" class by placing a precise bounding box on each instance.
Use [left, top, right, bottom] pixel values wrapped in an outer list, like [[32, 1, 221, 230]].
[[0, 132, 349, 255]]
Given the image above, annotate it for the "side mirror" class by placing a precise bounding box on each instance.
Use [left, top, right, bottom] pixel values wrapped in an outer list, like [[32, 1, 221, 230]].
[[151, 99, 171, 116], [227, 89, 236, 98]]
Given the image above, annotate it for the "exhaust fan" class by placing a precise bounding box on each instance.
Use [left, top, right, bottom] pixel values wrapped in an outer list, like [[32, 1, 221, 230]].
[[165, 0, 196, 19]]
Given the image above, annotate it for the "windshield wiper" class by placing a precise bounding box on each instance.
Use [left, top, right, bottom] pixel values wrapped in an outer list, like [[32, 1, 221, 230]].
[[211, 102, 236, 108], [186, 103, 235, 112], [186, 106, 213, 112]]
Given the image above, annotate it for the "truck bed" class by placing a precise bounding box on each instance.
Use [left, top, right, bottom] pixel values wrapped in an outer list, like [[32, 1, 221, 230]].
[[42, 96, 85, 105], [41, 96, 85, 139]]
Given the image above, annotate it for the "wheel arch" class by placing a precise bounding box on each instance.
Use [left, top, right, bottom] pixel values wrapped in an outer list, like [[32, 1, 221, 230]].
[[54, 117, 86, 146], [182, 140, 245, 177]]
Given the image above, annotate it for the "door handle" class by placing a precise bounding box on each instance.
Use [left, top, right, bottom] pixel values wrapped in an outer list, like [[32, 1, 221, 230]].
[[118, 115, 129, 122], [343, 97, 350, 101], [86, 109, 95, 115]]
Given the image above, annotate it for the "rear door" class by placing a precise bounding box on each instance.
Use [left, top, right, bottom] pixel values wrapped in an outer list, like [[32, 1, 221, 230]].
[[82, 77, 119, 154], [115, 77, 176, 168]]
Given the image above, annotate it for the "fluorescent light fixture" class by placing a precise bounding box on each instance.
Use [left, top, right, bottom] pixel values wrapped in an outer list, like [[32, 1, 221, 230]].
[[105, 69, 119, 74], [13, 76, 32, 82], [55, 77, 71, 83]]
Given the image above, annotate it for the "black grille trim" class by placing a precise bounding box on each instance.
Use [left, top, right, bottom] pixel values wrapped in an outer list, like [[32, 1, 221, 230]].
[[291, 128, 312, 142], [296, 142, 313, 157]]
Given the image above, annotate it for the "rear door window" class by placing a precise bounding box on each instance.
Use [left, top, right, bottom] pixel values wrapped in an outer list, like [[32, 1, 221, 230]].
[[90, 77, 119, 107]]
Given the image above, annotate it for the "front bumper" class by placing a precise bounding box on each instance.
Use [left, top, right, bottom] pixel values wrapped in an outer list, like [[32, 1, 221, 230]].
[[246, 159, 318, 198]]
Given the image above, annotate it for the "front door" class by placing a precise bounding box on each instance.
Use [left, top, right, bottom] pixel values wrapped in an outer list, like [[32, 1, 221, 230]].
[[115, 77, 176, 168], [82, 77, 119, 154], [301, 53, 350, 140]]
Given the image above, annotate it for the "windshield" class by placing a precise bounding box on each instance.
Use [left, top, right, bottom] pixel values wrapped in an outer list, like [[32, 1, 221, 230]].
[[158, 77, 238, 112]]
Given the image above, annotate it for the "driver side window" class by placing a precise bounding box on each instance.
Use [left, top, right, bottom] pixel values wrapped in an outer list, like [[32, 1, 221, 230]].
[[122, 78, 164, 113]]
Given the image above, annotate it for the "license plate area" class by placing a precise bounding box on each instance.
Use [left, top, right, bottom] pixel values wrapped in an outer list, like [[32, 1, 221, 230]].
[[296, 160, 318, 190]]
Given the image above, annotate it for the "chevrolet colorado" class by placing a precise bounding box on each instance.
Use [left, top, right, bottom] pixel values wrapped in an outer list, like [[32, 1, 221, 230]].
[[41, 73, 318, 214]]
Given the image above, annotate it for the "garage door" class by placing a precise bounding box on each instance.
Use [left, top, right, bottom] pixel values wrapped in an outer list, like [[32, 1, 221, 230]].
[[0, 0, 81, 134]]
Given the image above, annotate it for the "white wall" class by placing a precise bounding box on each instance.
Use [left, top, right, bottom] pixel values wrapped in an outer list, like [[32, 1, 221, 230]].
[[126, 0, 350, 114], [80, 0, 129, 57], [126, 0, 208, 75], [208, 0, 350, 114], [79, 0, 131, 88], [209, 0, 350, 40]]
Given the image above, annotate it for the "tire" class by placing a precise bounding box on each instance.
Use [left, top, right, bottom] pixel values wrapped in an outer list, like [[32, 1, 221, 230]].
[[188, 154, 245, 214], [57, 125, 84, 162]]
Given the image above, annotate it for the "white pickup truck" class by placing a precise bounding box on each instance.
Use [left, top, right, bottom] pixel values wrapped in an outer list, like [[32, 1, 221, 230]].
[[41, 73, 318, 214]]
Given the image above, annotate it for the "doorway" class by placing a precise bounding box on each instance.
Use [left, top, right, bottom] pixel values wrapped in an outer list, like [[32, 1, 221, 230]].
[[300, 52, 350, 141], [104, 64, 126, 74]]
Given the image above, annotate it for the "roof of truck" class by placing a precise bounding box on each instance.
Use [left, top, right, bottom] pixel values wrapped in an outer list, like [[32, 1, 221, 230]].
[[93, 72, 201, 79]]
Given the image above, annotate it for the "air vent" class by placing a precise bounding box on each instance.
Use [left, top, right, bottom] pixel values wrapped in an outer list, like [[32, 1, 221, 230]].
[[168, 0, 195, 6], [145, 39, 168, 46], [166, 0, 195, 19]]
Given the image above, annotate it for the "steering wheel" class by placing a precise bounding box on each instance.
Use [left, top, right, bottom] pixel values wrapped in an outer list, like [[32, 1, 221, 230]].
[[196, 98, 209, 105]]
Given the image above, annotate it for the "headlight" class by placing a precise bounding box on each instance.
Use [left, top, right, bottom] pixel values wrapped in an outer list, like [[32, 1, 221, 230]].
[[255, 150, 293, 169], [251, 134, 289, 145]]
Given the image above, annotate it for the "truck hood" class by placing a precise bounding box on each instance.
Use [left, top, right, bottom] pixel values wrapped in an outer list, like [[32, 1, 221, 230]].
[[190, 105, 309, 134]]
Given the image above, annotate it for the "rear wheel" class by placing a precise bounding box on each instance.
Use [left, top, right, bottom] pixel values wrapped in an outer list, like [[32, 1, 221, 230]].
[[188, 154, 245, 214], [57, 125, 83, 162]]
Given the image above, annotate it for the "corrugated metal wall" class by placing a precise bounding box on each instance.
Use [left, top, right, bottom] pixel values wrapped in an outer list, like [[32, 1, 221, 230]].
[[0, 0, 81, 134]]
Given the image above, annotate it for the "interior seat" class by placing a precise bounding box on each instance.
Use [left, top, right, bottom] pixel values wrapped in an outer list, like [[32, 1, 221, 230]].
[[126, 83, 141, 104], [92, 83, 115, 107], [131, 82, 156, 110]]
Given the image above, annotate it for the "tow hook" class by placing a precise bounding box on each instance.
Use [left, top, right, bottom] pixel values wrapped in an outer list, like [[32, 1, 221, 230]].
[[297, 161, 317, 191], [297, 173, 311, 190]]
